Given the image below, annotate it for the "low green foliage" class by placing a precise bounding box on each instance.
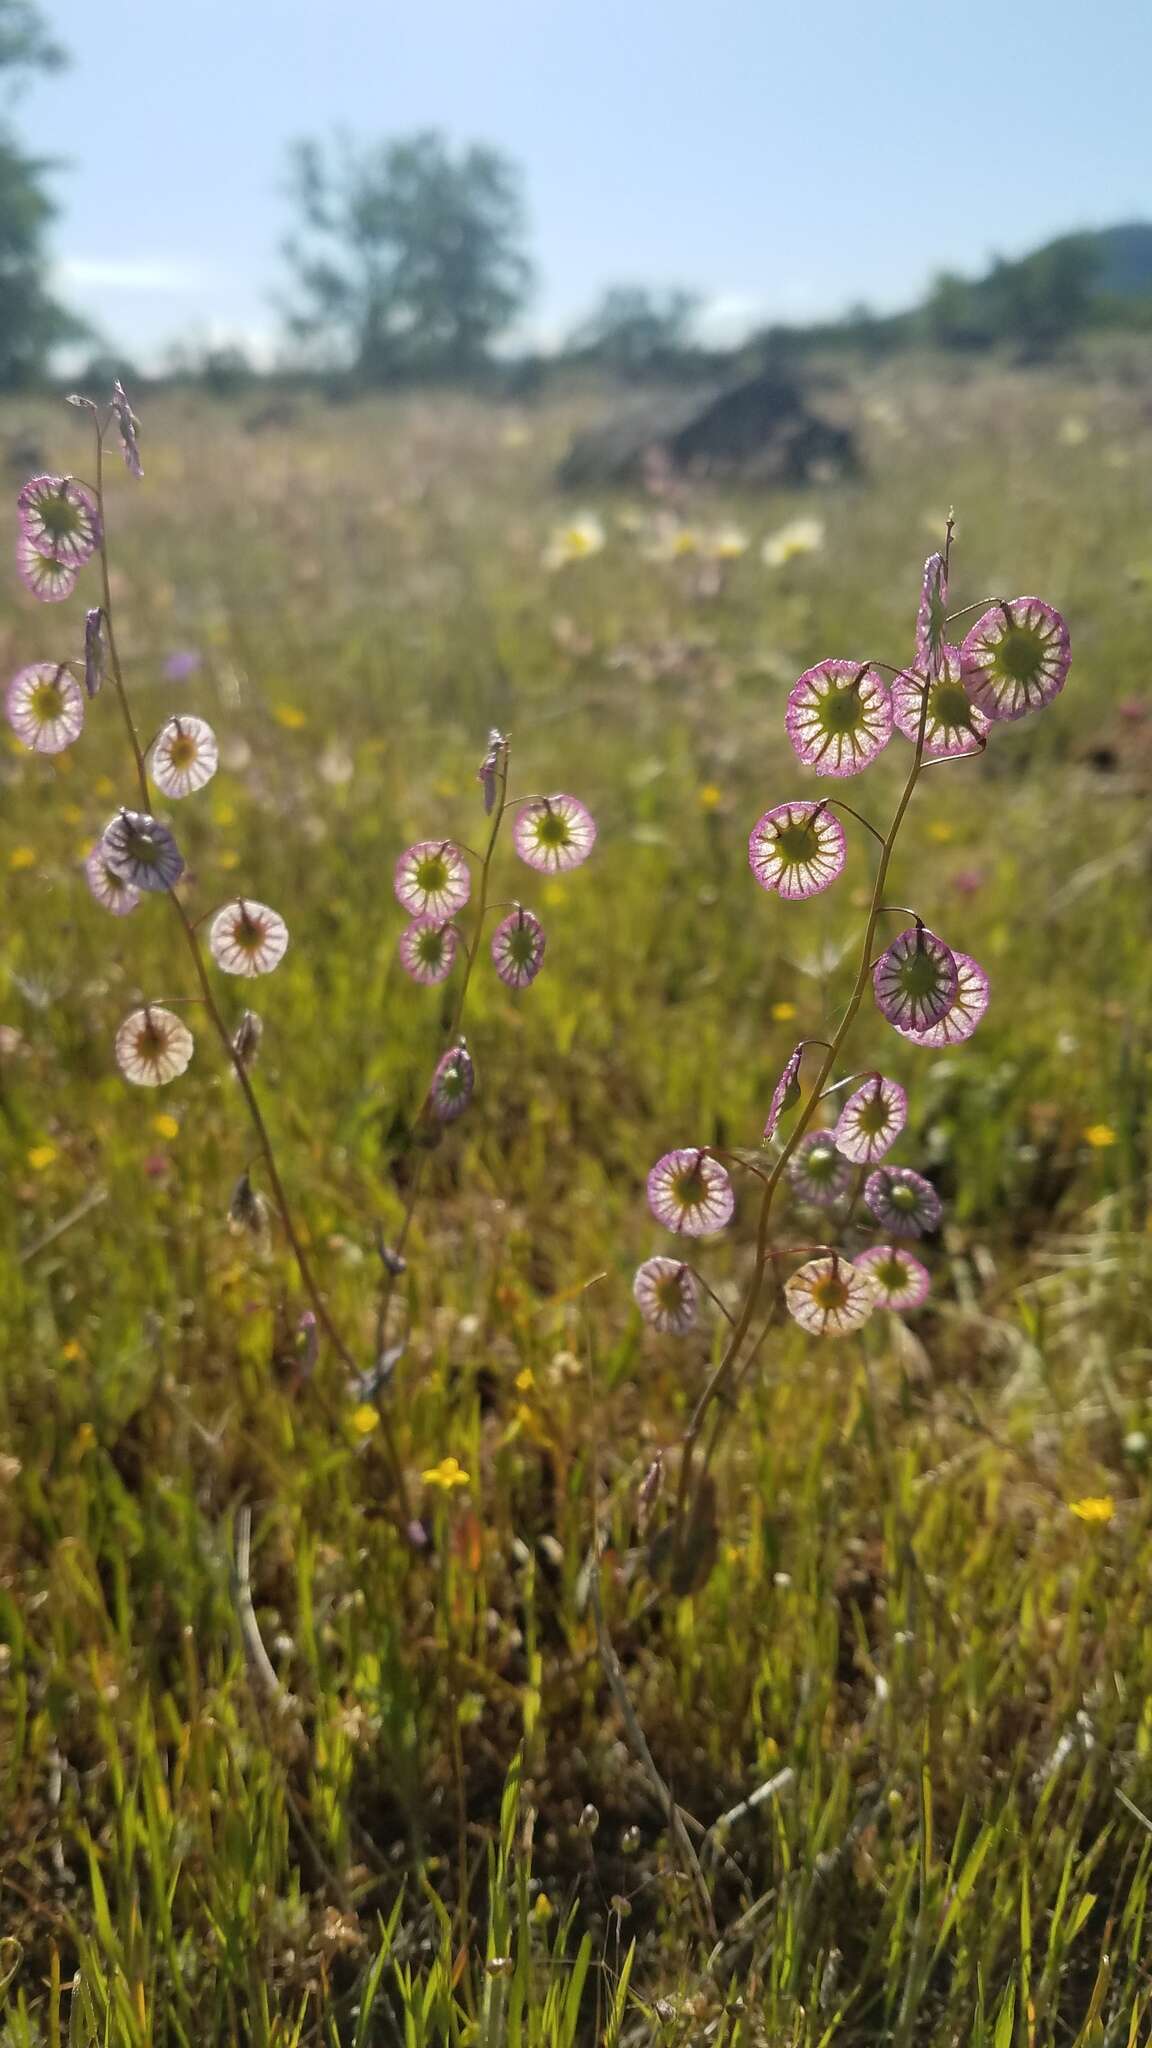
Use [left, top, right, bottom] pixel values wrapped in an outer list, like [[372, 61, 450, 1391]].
[[2, 370, 1152, 2042]]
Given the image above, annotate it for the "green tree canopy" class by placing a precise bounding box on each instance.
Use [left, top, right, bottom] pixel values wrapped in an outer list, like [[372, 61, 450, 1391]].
[[281, 130, 534, 382], [566, 285, 701, 377], [0, 0, 85, 387]]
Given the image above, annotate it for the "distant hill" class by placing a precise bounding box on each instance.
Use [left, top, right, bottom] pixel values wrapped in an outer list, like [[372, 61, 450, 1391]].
[[1035, 223, 1152, 299]]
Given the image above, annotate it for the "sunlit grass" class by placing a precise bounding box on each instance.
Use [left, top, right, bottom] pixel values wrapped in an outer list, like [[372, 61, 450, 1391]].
[[2, 365, 1152, 2041]]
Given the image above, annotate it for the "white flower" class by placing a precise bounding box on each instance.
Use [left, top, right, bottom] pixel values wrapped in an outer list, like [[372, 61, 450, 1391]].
[[542, 512, 605, 570], [761, 517, 825, 569]]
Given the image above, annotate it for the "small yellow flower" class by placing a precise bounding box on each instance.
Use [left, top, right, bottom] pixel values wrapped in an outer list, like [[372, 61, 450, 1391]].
[[273, 705, 308, 730], [927, 821, 955, 844], [1069, 1495, 1114, 1524], [95, 775, 117, 799], [533, 1892, 554, 1921], [27, 1143, 56, 1171], [60, 1339, 83, 1363], [670, 526, 700, 557], [152, 1113, 180, 1140], [434, 778, 458, 799], [62, 804, 84, 826], [8, 846, 35, 871], [704, 524, 749, 561], [213, 800, 237, 827], [771, 1001, 798, 1022], [351, 1404, 380, 1436], [514, 1367, 535, 1393], [761, 517, 825, 569], [218, 849, 240, 871], [697, 783, 722, 811], [542, 513, 605, 570], [1083, 1124, 1117, 1149], [421, 1454, 470, 1491]]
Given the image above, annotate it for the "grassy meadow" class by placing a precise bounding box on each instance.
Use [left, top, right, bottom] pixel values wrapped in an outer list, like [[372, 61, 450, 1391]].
[[3, 362, 1152, 2044]]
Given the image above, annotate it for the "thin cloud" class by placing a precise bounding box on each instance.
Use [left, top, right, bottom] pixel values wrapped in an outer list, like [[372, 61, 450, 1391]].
[[56, 257, 209, 294]]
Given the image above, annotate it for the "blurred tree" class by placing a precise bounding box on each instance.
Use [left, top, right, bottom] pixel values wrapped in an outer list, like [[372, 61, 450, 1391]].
[[567, 285, 700, 377], [281, 130, 534, 381], [0, 0, 86, 385], [922, 238, 1100, 357]]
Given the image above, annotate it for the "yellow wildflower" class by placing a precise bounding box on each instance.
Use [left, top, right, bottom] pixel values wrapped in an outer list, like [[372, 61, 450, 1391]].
[[927, 821, 955, 843], [27, 1143, 56, 1171], [351, 1405, 380, 1436], [1069, 1496, 1114, 1524], [697, 784, 722, 811], [771, 1001, 798, 1022], [761, 517, 824, 569], [273, 705, 308, 731], [421, 1454, 470, 1491], [542, 513, 605, 571], [152, 1113, 179, 1140], [1083, 1124, 1117, 1149], [8, 847, 35, 871]]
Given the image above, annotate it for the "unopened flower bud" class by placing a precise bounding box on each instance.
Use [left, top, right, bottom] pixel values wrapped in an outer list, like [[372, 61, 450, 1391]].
[[477, 728, 507, 815], [228, 1170, 269, 1240], [295, 1309, 318, 1376], [231, 1009, 263, 1069]]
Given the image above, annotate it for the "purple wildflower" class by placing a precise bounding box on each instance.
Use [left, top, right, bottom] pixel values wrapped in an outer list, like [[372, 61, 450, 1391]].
[[785, 660, 893, 777], [892, 646, 991, 759], [16, 530, 76, 603], [833, 1076, 907, 1165], [394, 840, 471, 918], [784, 1255, 879, 1337], [748, 800, 846, 900], [84, 842, 141, 916], [854, 1244, 931, 1312], [864, 1166, 942, 1238], [101, 809, 185, 893], [17, 475, 101, 566], [788, 1129, 854, 1207], [894, 950, 989, 1048], [646, 1149, 734, 1236], [163, 648, 202, 683], [114, 1005, 194, 1087], [513, 794, 597, 873], [873, 926, 959, 1034], [431, 1040, 475, 1122], [208, 899, 289, 977], [632, 1257, 700, 1334], [960, 598, 1070, 722], [5, 662, 84, 754], [399, 916, 459, 986], [150, 715, 219, 799], [491, 905, 546, 988]]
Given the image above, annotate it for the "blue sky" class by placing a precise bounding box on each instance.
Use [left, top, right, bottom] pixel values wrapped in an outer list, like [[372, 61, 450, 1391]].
[[24, 0, 1152, 365]]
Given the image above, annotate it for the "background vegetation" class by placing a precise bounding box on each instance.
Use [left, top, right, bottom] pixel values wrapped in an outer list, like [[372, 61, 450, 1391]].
[[2, 361, 1152, 2040]]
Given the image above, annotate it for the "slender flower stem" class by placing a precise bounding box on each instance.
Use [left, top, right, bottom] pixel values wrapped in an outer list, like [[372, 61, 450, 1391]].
[[673, 708, 933, 1540], [375, 748, 511, 1347], [92, 417, 411, 1514]]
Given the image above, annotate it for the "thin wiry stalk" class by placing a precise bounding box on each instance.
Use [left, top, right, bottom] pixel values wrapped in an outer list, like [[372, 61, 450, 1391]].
[[672, 527, 951, 1544], [92, 413, 410, 1514], [375, 745, 510, 1352]]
